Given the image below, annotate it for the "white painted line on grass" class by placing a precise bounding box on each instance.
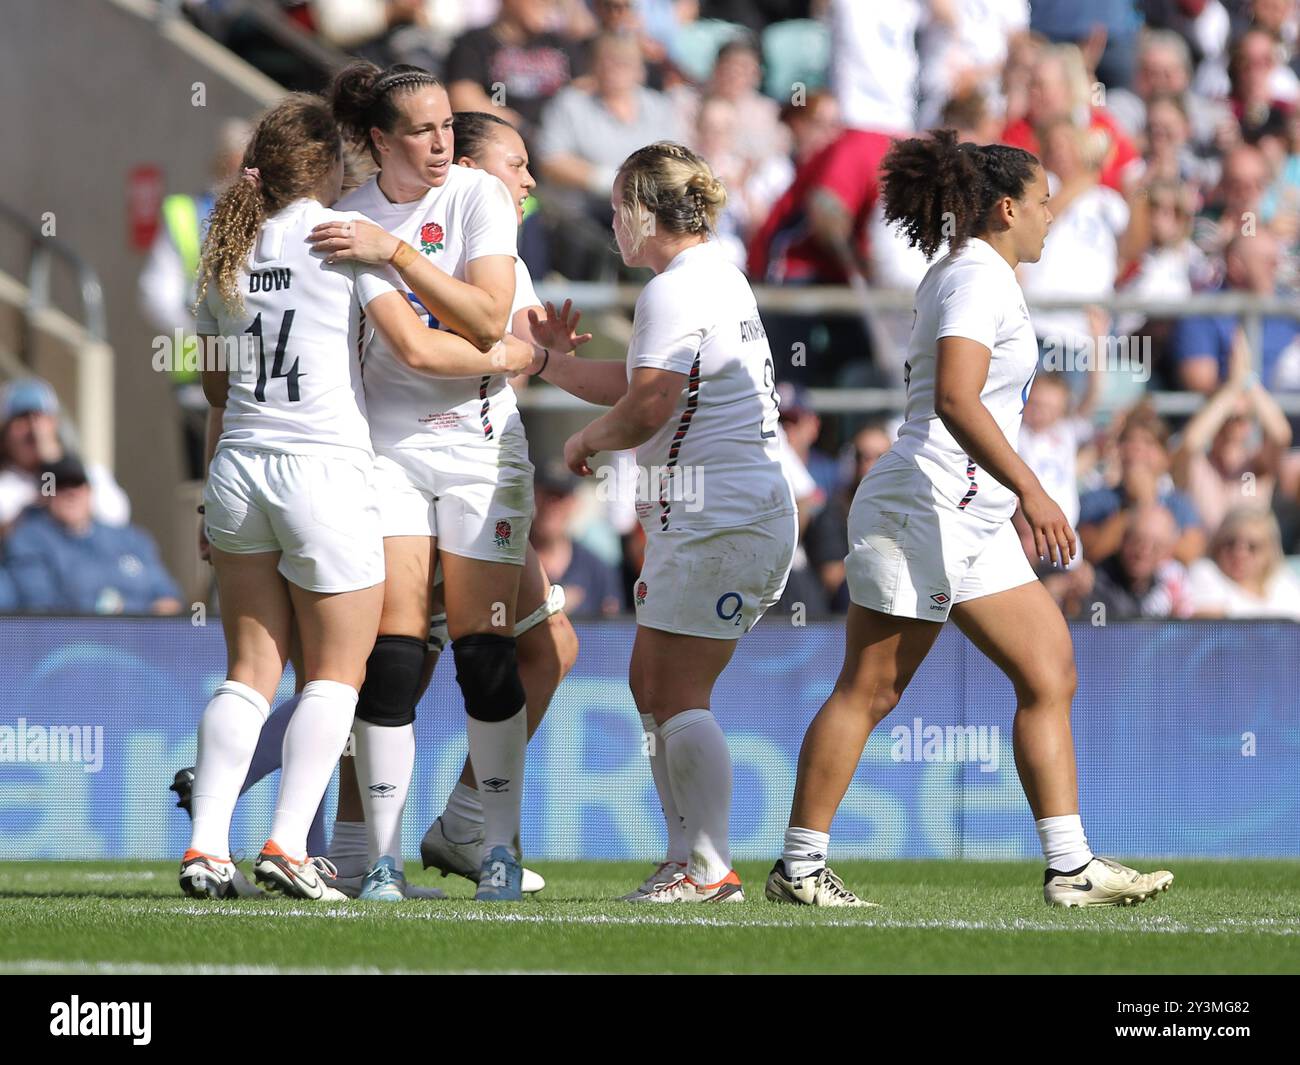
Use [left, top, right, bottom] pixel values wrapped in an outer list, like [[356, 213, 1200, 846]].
[[0, 960, 556, 976], [98, 902, 1300, 936]]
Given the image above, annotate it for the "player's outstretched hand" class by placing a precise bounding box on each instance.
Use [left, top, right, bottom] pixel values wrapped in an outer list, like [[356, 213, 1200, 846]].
[[563, 429, 596, 477], [526, 300, 593, 359], [1018, 486, 1076, 568], [308, 218, 399, 265]]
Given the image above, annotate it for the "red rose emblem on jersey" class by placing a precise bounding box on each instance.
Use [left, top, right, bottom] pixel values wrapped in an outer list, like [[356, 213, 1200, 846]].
[[493, 519, 512, 547], [419, 221, 445, 254]]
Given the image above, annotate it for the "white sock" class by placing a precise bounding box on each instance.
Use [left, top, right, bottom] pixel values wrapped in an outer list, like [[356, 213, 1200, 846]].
[[660, 709, 732, 887], [640, 713, 688, 865], [352, 720, 416, 871], [269, 680, 357, 860], [327, 820, 368, 879], [1036, 813, 1094, 873], [466, 705, 526, 854], [782, 826, 830, 880], [441, 780, 484, 843], [190, 680, 270, 859]]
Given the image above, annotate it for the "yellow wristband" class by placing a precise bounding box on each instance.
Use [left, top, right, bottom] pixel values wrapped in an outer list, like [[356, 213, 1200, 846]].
[[389, 240, 418, 270]]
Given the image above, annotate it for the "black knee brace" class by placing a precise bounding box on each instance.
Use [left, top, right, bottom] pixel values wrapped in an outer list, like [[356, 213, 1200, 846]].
[[452, 633, 526, 722], [356, 635, 427, 727]]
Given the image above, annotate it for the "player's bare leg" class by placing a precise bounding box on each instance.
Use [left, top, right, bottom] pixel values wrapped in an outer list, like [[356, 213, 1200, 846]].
[[951, 582, 1078, 818], [624, 626, 743, 903], [769, 605, 942, 907], [951, 581, 1172, 907], [790, 607, 943, 832]]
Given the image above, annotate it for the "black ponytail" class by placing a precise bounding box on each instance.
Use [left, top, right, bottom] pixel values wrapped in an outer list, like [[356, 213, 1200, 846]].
[[881, 129, 1039, 259], [329, 61, 443, 163], [452, 111, 517, 164]]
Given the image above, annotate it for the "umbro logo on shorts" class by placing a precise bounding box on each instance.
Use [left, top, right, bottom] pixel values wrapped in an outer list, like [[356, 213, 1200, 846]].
[[482, 777, 510, 793], [368, 782, 396, 796], [930, 592, 950, 605]]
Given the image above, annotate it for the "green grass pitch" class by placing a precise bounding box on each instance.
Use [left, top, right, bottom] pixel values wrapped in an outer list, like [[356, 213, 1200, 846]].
[[2, 860, 1297, 974]]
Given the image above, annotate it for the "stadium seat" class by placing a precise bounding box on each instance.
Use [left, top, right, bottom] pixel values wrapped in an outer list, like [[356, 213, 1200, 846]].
[[672, 19, 751, 84], [762, 19, 831, 100]]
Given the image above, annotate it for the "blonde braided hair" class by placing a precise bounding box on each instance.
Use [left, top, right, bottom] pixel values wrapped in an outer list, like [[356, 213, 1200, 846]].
[[615, 141, 727, 256]]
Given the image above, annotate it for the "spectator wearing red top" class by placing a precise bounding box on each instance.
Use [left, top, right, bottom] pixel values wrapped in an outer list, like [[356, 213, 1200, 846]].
[[747, 128, 893, 285], [746, 127, 894, 387], [1000, 44, 1140, 192]]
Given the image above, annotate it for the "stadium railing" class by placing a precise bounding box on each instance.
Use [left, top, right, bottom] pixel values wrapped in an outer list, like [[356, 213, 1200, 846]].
[[0, 201, 115, 470], [530, 282, 1300, 417]]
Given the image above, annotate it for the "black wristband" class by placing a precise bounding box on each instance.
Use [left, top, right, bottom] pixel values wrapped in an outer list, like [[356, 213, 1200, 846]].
[[540, 348, 551, 375]]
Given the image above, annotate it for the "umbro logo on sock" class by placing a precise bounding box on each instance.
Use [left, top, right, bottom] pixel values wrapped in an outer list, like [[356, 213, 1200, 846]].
[[368, 782, 396, 796], [482, 777, 510, 793]]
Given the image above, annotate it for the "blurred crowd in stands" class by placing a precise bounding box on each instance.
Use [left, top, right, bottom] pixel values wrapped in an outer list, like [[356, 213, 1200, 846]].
[[0, 380, 182, 615], [6, 0, 1300, 620]]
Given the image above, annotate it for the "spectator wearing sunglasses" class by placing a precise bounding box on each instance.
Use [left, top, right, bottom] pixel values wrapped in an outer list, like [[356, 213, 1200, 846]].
[[1187, 504, 1300, 619]]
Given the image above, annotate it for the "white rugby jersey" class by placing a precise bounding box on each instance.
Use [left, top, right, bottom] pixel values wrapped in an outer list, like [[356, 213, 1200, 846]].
[[336, 167, 519, 449], [885, 236, 1040, 522], [196, 198, 403, 461], [512, 256, 541, 319], [628, 240, 794, 531]]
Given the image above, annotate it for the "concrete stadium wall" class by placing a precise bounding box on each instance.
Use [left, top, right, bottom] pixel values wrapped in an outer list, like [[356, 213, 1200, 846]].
[[0, 0, 281, 583], [0, 270, 115, 469]]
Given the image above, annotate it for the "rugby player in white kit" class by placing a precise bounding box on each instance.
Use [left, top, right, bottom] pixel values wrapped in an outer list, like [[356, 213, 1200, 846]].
[[537, 143, 796, 902], [307, 63, 535, 901], [178, 96, 531, 901], [768, 130, 1174, 909], [307, 108, 582, 898]]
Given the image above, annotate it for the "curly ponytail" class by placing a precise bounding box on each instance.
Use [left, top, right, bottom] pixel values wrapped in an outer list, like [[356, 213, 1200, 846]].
[[195, 175, 264, 316], [881, 129, 1039, 260], [195, 94, 342, 316]]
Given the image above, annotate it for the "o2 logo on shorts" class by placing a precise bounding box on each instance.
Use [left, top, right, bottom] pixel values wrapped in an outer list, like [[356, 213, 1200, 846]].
[[716, 591, 744, 627], [493, 520, 512, 547], [635, 581, 648, 606]]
